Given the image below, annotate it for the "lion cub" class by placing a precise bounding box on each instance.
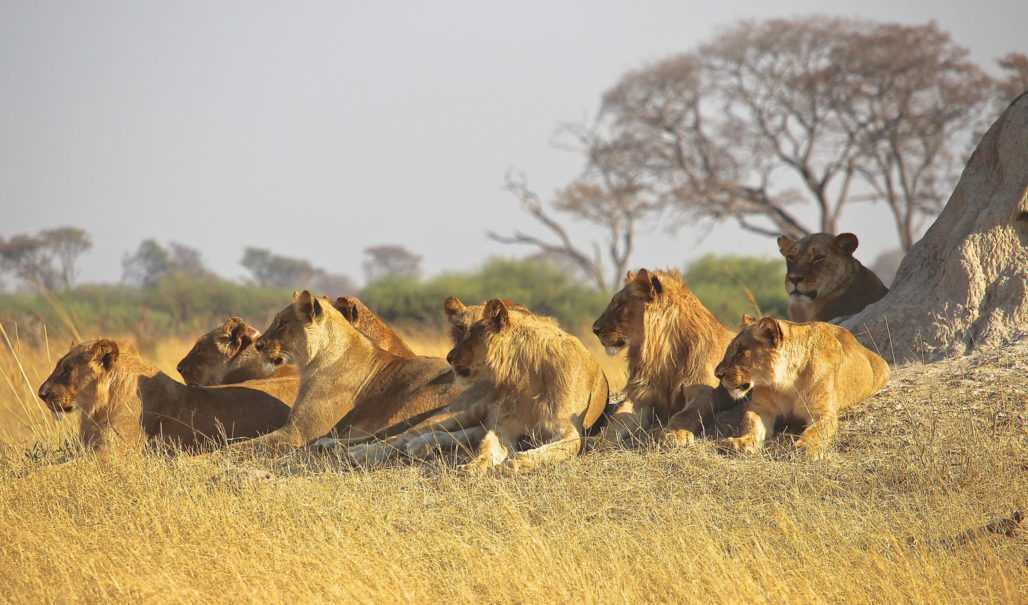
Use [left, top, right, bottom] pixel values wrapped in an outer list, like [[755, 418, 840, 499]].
[[447, 299, 609, 473], [716, 315, 890, 457], [38, 339, 290, 455]]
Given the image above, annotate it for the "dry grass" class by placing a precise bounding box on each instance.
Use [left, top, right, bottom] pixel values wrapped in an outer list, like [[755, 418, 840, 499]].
[[1, 326, 1025, 604]]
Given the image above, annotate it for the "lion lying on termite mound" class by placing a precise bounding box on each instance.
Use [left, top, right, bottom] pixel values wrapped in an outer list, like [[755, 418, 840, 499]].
[[177, 296, 413, 390], [716, 315, 890, 457], [235, 291, 468, 453], [37, 339, 291, 455], [591, 269, 739, 446], [446, 298, 609, 473], [777, 232, 888, 323]]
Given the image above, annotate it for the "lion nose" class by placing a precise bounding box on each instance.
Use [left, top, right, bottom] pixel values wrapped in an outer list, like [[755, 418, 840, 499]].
[[38, 384, 50, 400], [445, 350, 456, 365], [591, 322, 602, 335], [787, 274, 802, 285], [176, 361, 186, 374], [254, 339, 265, 352], [714, 365, 726, 379]]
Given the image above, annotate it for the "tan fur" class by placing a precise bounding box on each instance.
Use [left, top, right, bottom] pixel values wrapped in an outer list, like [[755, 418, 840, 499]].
[[37, 340, 291, 455], [778, 233, 889, 322], [591, 269, 737, 446], [177, 297, 411, 391], [345, 297, 537, 465], [235, 291, 467, 454], [177, 317, 298, 387], [716, 316, 890, 457], [331, 296, 416, 358], [449, 299, 609, 474]]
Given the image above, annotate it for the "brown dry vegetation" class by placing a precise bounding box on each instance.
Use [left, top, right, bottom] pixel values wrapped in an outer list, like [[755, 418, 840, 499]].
[[0, 326, 1025, 604]]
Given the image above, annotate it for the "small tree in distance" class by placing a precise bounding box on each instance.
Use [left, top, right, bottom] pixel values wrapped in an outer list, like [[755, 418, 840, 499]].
[[363, 245, 422, 284]]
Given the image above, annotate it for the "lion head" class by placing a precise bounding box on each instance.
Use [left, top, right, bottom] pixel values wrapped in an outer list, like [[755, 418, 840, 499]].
[[445, 299, 509, 379], [444, 297, 528, 346], [777, 233, 860, 304], [715, 315, 784, 400], [592, 269, 665, 356], [333, 296, 415, 358], [38, 339, 121, 414], [254, 291, 336, 369], [177, 317, 261, 385]]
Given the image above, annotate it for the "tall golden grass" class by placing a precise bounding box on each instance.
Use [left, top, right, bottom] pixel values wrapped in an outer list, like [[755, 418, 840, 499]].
[[0, 322, 1024, 604]]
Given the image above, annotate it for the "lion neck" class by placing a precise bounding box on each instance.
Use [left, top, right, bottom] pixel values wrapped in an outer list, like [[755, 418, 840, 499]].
[[299, 313, 387, 380], [78, 351, 159, 439], [483, 318, 567, 395], [627, 291, 730, 406]]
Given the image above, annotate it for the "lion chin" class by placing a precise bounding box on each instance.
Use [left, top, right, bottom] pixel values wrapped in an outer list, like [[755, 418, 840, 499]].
[[724, 382, 752, 400]]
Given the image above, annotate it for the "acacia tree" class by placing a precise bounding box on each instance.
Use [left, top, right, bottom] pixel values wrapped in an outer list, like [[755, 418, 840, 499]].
[[995, 52, 1028, 105], [122, 240, 208, 288], [489, 121, 663, 292], [0, 227, 92, 290], [241, 247, 355, 294], [592, 17, 995, 251], [362, 245, 422, 283], [828, 22, 991, 249]]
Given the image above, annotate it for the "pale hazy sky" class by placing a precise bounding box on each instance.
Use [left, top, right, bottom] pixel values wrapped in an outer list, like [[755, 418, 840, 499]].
[[1, 1, 1024, 286]]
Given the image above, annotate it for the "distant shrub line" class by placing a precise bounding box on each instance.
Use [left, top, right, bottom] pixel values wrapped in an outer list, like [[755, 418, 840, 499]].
[[0, 255, 787, 344]]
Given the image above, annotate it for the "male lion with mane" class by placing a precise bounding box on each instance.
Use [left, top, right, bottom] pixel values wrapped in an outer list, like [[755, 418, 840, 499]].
[[38, 339, 291, 455], [592, 268, 740, 446], [777, 232, 888, 322], [716, 315, 890, 457], [447, 299, 609, 473], [237, 291, 467, 453]]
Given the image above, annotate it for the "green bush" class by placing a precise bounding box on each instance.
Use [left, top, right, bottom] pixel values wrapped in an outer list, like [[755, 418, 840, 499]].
[[684, 254, 788, 326], [360, 258, 610, 331]]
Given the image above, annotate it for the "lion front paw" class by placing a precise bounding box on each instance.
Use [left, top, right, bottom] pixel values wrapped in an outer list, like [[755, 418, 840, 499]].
[[458, 456, 496, 476], [717, 436, 759, 454], [659, 429, 695, 449]]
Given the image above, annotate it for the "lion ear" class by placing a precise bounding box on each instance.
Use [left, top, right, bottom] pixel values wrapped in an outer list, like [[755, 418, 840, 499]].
[[633, 269, 661, 298], [740, 314, 756, 328], [443, 297, 465, 322], [91, 339, 120, 371], [226, 318, 255, 355], [753, 317, 783, 348], [777, 236, 796, 257], [625, 270, 636, 284], [295, 290, 323, 322], [483, 299, 509, 331], [833, 233, 858, 256], [334, 297, 359, 323]]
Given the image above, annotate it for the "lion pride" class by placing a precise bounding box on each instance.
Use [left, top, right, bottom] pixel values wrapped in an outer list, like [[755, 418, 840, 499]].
[[777, 232, 889, 322], [37, 339, 290, 455], [716, 315, 890, 457], [591, 269, 739, 446]]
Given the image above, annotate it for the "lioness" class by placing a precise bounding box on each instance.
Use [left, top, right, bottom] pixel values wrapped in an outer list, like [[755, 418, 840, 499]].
[[592, 269, 738, 446], [238, 291, 466, 453], [177, 316, 298, 387], [38, 339, 291, 455], [177, 297, 412, 387], [448, 299, 609, 473], [716, 315, 890, 457], [777, 232, 888, 322]]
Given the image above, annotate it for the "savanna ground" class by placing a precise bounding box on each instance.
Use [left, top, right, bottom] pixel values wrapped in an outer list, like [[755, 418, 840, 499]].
[[0, 324, 1025, 604]]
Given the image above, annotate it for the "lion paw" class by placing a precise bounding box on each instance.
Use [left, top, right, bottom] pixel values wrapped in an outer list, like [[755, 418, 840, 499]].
[[660, 429, 695, 448], [717, 436, 759, 454]]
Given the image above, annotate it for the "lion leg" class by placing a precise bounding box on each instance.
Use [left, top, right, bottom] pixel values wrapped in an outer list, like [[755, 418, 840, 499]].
[[795, 409, 839, 459], [405, 425, 487, 460], [718, 405, 775, 454], [503, 425, 582, 474], [460, 426, 515, 474], [348, 403, 488, 465], [597, 399, 651, 448], [659, 385, 719, 448]]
